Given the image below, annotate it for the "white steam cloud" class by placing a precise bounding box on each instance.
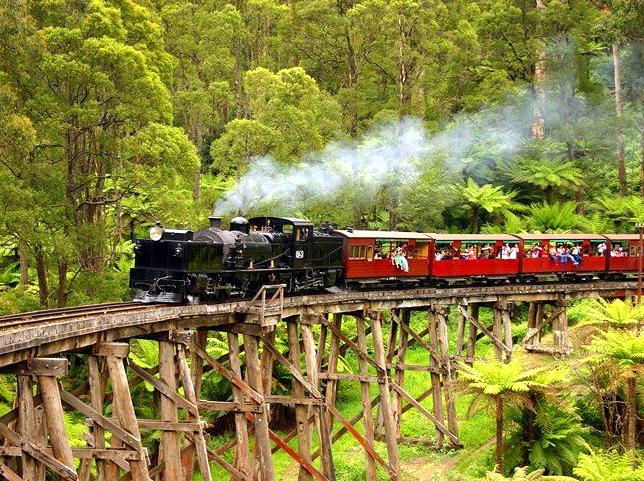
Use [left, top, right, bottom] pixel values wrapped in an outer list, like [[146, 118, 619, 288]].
[[215, 109, 527, 215]]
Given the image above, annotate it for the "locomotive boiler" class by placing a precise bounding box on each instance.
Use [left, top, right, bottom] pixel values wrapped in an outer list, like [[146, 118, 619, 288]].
[[129, 215, 344, 303]]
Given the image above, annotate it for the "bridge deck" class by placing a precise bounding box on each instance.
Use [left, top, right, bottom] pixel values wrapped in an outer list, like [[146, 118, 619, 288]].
[[0, 281, 633, 368]]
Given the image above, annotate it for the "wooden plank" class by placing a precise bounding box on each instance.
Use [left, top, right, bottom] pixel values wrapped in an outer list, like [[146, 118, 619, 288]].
[[319, 373, 380, 383], [159, 341, 182, 481], [227, 332, 252, 479], [197, 401, 259, 412], [356, 315, 377, 481], [522, 307, 563, 344], [0, 447, 141, 461], [502, 306, 513, 363]]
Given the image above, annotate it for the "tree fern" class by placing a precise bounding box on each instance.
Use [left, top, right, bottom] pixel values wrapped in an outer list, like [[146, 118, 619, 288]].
[[573, 451, 644, 481], [480, 466, 577, 480]]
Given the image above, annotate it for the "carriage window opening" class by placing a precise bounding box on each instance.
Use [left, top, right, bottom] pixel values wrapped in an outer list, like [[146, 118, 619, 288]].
[[359, 245, 366, 258], [629, 245, 638, 257], [282, 224, 293, 234], [366, 245, 374, 261], [415, 242, 429, 259]]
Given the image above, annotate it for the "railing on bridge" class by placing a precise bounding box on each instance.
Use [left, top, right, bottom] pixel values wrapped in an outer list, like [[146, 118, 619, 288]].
[[236, 284, 285, 327]]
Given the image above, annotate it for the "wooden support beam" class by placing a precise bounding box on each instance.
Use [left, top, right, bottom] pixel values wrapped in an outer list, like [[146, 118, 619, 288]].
[[467, 305, 479, 364], [458, 305, 510, 355], [177, 346, 213, 481], [37, 373, 77, 481], [287, 320, 313, 481], [436, 308, 458, 440], [243, 334, 274, 480], [428, 307, 445, 446], [324, 313, 342, 430], [356, 315, 377, 481], [17, 374, 38, 480], [104, 351, 152, 481], [301, 321, 335, 480], [369, 311, 399, 479], [158, 341, 182, 481]]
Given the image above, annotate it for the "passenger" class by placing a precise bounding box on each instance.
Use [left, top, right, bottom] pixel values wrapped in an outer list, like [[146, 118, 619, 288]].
[[435, 250, 443, 261], [597, 241, 607, 256], [374, 248, 382, 260], [561, 245, 579, 266], [508, 244, 519, 259], [571, 244, 582, 265], [467, 245, 477, 260], [395, 247, 409, 272], [549, 244, 558, 263], [500, 243, 511, 259], [480, 244, 491, 259], [531, 244, 543, 258]]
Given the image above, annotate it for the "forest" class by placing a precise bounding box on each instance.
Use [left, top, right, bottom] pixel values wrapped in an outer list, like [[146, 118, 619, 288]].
[[0, 0, 642, 479]]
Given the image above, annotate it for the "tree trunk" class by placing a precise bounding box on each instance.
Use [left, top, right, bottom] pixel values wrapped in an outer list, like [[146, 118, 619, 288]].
[[34, 245, 48, 307], [532, 0, 546, 139], [56, 258, 68, 308], [626, 375, 637, 452], [640, 118, 644, 197], [18, 239, 29, 287], [613, 43, 627, 196], [471, 206, 480, 233], [496, 396, 504, 472]]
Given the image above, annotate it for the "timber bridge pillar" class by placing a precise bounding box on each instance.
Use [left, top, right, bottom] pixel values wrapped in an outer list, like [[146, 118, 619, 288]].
[[0, 281, 631, 480]]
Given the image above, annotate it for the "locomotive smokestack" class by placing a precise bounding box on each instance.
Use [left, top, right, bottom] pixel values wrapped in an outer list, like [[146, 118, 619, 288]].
[[209, 215, 222, 229]]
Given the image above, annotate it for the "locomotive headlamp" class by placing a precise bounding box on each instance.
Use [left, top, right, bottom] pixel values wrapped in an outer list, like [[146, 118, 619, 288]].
[[149, 222, 164, 241]]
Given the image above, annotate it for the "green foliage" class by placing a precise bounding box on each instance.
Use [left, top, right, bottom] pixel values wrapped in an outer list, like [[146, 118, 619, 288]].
[[585, 329, 644, 371], [573, 298, 644, 328], [573, 451, 644, 481], [480, 466, 576, 480]]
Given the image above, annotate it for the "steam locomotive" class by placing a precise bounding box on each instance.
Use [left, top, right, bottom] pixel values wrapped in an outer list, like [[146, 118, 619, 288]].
[[130, 216, 343, 303], [130, 214, 642, 303]]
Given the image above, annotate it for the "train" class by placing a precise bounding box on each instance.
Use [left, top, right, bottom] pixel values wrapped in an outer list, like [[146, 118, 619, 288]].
[[129, 215, 643, 303]]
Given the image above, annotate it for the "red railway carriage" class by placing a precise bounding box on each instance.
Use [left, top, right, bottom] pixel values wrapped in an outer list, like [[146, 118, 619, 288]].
[[604, 234, 643, 275], [514, 233, 606, 277], [332, 230, 430, 284], [427, 234, 520, 279]]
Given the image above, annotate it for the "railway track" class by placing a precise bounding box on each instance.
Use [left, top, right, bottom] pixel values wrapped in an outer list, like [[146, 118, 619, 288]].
[[0, 301, 160, 332]]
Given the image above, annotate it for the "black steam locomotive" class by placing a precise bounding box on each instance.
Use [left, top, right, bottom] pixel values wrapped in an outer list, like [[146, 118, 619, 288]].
[[130, 216, 343, 303]]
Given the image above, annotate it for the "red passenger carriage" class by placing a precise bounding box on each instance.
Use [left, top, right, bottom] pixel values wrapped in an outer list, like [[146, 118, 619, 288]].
[[514, 233, 606, 279], [604, 234, 642, 277], [332, 230, 430, 285], [427, 234, 520, 281]]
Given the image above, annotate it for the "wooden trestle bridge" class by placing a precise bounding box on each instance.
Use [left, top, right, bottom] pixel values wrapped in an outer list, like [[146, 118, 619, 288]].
[[0, 281, 634, 481]]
